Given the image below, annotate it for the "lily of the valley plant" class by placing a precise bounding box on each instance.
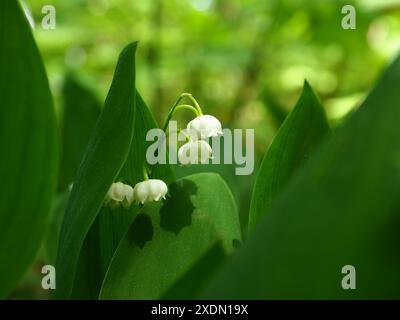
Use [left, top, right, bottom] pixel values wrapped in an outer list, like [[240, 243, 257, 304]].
[[105, 93, 223, 208]]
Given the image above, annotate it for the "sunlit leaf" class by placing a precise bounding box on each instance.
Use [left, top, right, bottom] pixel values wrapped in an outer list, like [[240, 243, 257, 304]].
[[99, 173, 241, 299], [161, 242, 228, 299]]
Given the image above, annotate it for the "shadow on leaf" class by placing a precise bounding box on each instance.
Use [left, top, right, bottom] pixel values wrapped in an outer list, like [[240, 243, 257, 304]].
[[160, 179, 197, 235], [127, 213, 153, 249]]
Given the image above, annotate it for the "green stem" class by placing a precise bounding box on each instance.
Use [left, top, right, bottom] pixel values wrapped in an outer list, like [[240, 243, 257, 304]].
[[174, 104, 200, 115], [181, 93, 203, 115], [162, 93, 203, 131], [164, 128, 191, 143], [143, 165, 149, 180]]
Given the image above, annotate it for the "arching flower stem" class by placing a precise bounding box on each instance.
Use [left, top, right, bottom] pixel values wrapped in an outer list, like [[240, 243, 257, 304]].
[[162, 93, 203, 132], [143, 165, 149, 181]]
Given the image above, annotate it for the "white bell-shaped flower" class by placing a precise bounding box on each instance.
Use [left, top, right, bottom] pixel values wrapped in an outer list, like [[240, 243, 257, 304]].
[[133, 179, 168, 204], [187, 115, 222, 139], [178, 140, 212, 165], [122, 185, 135, 209], [104, 182, 134, 209]]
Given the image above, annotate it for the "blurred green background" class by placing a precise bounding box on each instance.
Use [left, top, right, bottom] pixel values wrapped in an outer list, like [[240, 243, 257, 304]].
[[24, 0, 400, 143], [11, 0, 400, 298]]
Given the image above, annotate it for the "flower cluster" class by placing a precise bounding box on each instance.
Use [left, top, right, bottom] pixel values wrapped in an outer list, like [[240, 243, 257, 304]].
[[178, 114, 222, 165], [105, 93, 222, 208], [105, 179, 168, 208]]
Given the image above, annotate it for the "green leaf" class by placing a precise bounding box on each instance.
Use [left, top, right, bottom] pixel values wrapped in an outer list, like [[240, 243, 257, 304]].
[[43, 190, 70, 265], [202, 55, 400, 299], [248, 81, 330, 231], [70, 92, 175, 299], [59, 75, 101, 191], [55, 42, 138, 299], [119, 92, 175, 186], [161, 242, 228, 299], [99, 173, 241, 299], [0, 1, 58, 297]]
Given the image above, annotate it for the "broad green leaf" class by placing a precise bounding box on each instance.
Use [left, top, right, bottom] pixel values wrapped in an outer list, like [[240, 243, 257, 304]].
[[0, 1, 58, 297], [203, 55, 400, 299], [248, 81, 330, 231], [161, 242, 228, 299], [55, 42, 138, 299], [70, 93, 175, 299], [99, 173, 241, 299], [175, 163, 252, 237], [173, 137, 246, 233], [58, 75, 101, 191], [174, 163, 240, 210]]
